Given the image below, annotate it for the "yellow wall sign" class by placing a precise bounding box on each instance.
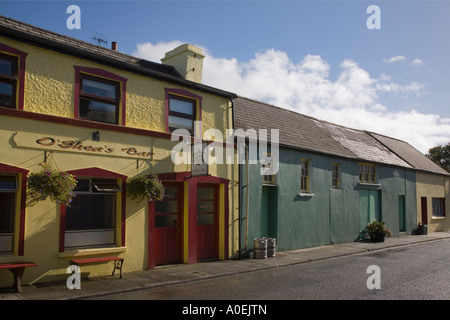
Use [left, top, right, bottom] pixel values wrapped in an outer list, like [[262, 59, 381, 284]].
[[13, 132, 153, 159]]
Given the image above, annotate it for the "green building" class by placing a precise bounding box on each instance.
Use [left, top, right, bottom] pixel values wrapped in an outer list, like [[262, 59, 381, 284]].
[[235, 96, 424, 254]]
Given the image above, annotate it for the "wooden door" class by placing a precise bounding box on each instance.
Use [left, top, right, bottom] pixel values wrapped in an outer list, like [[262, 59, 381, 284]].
[[196, 184, 218, 260], [154, 183, 182, 265]]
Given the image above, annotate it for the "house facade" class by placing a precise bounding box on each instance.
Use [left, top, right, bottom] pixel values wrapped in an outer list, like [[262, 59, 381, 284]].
[[0, 16, 238, 287], [369, 133, 450, 233], [234, 97, 437, 254]]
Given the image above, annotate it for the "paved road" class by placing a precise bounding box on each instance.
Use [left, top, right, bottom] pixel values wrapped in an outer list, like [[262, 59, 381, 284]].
[[88, 238, 450, 301]]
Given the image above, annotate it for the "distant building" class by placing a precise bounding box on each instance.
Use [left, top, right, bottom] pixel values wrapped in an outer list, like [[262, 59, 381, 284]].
[[234, 96, 449, 254]]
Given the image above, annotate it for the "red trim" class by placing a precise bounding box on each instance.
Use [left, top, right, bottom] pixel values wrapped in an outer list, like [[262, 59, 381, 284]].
[[164, 88, 203, 136], [0, 107, 172, 140], [0, 163, 29, 256], [59, 167, 127, 252], [74, 66, 127, 126], [0, 42, 27, 110], [147, 200, 156, 269]]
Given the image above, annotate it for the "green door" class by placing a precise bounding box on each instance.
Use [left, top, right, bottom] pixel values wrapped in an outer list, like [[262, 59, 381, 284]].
[[359, 190, 381, 231]]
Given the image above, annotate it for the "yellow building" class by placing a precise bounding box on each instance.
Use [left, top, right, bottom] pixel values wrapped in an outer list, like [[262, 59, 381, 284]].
[[0, 16, 238, 288], [369, 133, 450, 234]]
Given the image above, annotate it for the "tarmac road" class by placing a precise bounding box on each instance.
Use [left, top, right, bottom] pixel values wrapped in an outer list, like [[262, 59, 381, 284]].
[[87, 238, 450, 300]]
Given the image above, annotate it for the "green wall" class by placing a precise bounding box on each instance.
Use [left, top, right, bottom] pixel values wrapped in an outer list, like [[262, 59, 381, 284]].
[[240, 146, 417, 253]]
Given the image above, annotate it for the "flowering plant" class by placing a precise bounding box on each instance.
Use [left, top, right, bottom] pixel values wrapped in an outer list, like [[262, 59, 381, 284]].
[[126, 174, 165, 202], [27, 165, 77, 206], [365, 220, 392, 240]]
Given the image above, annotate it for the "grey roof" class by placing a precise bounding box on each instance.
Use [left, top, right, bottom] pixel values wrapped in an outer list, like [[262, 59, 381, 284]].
[[0, 15, 236, 98], [234, 96, 414, 169], [368, 132, 450, 176]]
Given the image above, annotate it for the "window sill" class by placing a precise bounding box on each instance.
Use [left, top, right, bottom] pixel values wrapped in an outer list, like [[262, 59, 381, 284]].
[[263, 183, 277, 187], [298, 193, 315, 197], [58, 246, 127, 259], [431, 216, 446, 220], [0, 255, 24, 264]]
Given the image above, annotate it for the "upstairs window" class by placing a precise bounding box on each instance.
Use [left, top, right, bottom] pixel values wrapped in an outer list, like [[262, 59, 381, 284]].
[[332, 163, 340, 189], [301, 159, 310, 193], [359, 163, 376, 184], [168, 95, 196, 135], [0, 53, 17, 109], [79, 75, 120, 124]]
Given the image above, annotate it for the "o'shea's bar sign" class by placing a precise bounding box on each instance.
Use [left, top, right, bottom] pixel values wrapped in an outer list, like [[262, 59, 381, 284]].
[[13, 132, 153, 159]]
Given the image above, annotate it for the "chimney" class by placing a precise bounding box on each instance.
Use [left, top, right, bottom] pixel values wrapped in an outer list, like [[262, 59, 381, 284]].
[[161, 43, 205, 83], [111, 41, 118, 51]]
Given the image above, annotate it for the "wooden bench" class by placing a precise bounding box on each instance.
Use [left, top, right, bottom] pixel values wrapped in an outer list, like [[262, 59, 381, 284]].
[[0, 262, 38, 293], [69, 256, 124, 279]]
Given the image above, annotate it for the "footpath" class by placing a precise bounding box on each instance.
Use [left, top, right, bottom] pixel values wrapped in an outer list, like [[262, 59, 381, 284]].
[[1, 231, 450, 300]]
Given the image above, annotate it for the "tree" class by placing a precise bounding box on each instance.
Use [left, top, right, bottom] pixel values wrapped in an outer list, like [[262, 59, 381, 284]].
[[426, 143, 450, 173]]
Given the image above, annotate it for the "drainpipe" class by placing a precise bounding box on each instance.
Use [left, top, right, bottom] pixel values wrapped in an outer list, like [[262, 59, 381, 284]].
[[244, 142, 249, 256]]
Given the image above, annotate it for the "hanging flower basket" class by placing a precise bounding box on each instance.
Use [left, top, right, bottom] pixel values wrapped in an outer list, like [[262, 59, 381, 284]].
[[365, 220, 392, 242], [126, 174, 165, 202], [27, 165, 77, 206]]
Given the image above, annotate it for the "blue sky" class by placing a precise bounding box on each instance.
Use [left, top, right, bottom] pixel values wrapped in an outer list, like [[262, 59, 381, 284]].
[[1, 0, 450, 153]]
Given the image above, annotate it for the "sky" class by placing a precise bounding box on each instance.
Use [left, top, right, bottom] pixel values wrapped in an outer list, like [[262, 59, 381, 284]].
[[1, 0, 450, 153]]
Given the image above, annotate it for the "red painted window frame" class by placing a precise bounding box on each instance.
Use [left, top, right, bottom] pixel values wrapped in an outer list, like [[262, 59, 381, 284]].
[[164, 88, 202, 136], [59, 167, 127, 252], [0, 163, 29, 256], [0, 42, 27, 110], [74, 66, 127, 126]]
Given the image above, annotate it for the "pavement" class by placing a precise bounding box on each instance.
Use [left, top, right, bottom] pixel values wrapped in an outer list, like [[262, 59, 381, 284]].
[[1, 231, 450, 300]]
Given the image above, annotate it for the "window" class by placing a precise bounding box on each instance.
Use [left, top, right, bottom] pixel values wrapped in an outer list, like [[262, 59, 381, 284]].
[[301, 159, 310, 192], [64, 178, 121, 249], [432, 198, 446, 218], [332, 163, 340, 189], [0, 175, 17, 253], [168, 95, 196, 135], [0, 53, 17, 109], [79, 75, 120, 124], [74, 66, 127, 125], [165, 88, 202, 136], [262, 153, 276, 186], [359, 163, 376, 184]]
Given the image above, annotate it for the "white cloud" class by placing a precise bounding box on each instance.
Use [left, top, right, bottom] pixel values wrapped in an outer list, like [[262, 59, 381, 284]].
[[411, 58, 423, 66], [383, 55, 407, 63], [133, 42, 449, 154]]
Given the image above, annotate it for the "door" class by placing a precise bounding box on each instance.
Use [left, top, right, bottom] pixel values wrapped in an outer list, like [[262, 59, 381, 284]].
[[359, 190, 381, 231], [154, 183, 182, 265], [196, 184, 218, 260], [421, 197, 428, 224], [399, 195, 406, 232]]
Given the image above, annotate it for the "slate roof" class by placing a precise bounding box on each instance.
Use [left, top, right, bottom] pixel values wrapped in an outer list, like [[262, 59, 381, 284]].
[[234, 96, 436, 171], [0, 15, 236, 98], [368, 132, 449, 176]]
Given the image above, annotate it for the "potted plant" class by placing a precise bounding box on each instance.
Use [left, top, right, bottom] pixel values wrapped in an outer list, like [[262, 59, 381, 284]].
[[27, 164, 77, 206], [126, 174, 165, 202], [365, 220, 392, 242]]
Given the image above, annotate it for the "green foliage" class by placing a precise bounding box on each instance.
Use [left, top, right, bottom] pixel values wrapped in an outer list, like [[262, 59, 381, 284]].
[[426, 143, 450, 173], [27, 165, 77, 206], [126, 174, 165, 202], [365, 220, 392, 240]]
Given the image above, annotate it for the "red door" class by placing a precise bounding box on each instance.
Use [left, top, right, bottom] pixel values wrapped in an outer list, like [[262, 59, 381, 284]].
[[421, 197, 428, 224], [154, 182, 182, 265], [196, 184, 218, 260]]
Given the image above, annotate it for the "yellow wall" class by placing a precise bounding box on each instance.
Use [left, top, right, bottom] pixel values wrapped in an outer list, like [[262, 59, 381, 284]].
[[416, 172, 450, 232], [0, 36, 239, 287]]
